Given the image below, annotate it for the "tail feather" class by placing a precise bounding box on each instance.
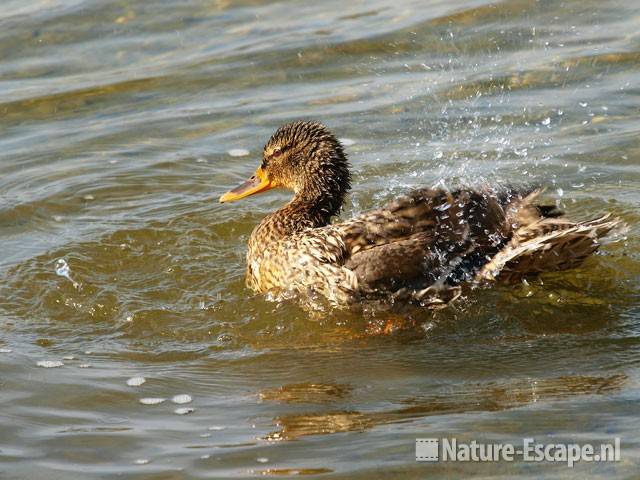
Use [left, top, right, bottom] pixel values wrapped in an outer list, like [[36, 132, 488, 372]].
[[476, 214, 622, 283]]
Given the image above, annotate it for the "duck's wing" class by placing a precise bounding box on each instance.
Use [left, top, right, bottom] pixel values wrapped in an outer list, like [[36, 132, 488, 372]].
[[335, 187, 534, 303]]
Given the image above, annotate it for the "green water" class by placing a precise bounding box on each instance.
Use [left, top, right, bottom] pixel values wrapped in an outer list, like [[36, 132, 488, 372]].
[[1, 0, 639, 478]]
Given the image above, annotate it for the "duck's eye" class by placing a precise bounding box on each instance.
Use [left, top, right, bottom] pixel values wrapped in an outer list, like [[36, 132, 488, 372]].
[[272, 148, 282, 158]]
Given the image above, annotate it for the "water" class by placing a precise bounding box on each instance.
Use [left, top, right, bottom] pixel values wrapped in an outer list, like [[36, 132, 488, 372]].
[[1, 0, 640, 478]]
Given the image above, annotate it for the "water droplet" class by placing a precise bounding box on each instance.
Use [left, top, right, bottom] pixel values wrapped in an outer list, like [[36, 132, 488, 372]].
[[140, 398, 165, 405], [579, 101, 588, 108], [171, 394, 192, 404], [133, 459, 150, 465], [556, 188, 564, 197], [83, 194, 95, 200], [200, 454, 211, 459], [339, 138, 355, 146], [0, 348, 12, 353], [62, 355, 75, 360], [541, 117, 551, 125], [127, 376, 146, 387], [200, 433, 211, 438], [228, 148, 249, 157], [208, 426, 226, 431], [256, 457, 269, 463], [37, 360, 64, 368], [174, 407, 195, 415], [78, 364, 91, 368]]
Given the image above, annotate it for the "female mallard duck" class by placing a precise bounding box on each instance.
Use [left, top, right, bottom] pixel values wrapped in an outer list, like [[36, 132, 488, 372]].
[[220, 121, 620, 309]]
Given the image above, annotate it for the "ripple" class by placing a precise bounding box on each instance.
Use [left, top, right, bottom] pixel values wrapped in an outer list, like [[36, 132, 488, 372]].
[[208, 425, 226, 431], [256, 468, 334, 476]]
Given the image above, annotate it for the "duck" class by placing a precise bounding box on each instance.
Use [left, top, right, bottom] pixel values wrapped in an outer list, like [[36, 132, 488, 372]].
[[220, 121, 621, 309]]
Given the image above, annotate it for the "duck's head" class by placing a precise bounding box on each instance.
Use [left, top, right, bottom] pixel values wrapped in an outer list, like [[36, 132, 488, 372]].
[[219, 121, 351, 214]]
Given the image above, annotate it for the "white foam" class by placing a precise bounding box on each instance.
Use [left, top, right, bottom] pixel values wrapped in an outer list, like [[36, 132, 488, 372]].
[[228, 148, 250, 157], [139, 397, 165, 405], [37, 360, 64, 368], [174, 407, 195, 415], [127, 376, 146, 387], [171, 394, 192, 404]]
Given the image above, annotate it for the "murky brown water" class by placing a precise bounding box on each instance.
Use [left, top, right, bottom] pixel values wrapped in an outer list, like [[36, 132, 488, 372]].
[[1, 0, 640, 478]]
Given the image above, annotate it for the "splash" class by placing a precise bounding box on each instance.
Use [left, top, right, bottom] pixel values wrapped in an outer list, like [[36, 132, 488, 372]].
[[54, 258, 81, 290]]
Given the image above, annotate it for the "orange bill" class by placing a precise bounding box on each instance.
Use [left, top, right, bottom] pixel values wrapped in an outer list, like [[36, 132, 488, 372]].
[[219, 167, 275, 203]]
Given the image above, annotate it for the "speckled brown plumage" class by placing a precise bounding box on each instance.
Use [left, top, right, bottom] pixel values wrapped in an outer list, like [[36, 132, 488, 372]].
[[221, 121, 623, 309]]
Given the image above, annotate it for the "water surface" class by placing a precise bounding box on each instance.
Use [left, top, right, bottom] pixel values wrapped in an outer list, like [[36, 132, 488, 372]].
[[1, 0, 640, 478]]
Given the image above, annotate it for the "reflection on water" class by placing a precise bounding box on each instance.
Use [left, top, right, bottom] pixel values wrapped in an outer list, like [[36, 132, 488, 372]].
[[1, 0, 640, 478], [264, 374, 627, 441]]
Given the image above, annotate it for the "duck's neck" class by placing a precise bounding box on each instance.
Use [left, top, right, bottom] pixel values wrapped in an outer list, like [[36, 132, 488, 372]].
[[250, 191, 344, 246]]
